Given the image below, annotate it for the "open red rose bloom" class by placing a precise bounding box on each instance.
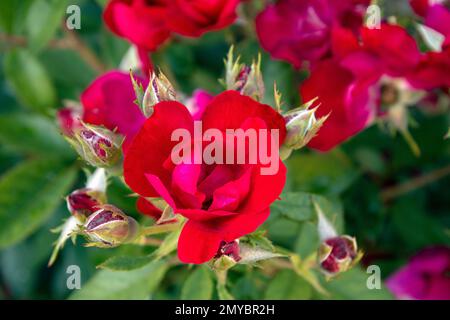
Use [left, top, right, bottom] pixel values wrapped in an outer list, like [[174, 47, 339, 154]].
[[123, 91, 287, 263]]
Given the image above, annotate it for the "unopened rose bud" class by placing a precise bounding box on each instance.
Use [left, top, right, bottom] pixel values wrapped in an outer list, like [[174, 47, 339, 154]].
[[223, 47, 265, 101], [318, 235, 358, 275], [83, 205, 139, 247], [65, 123, 122, 168], [314, 201, 361, 276], [66, 188, 106, 222], [280, 100, 327, 160], [211, 240, 241, 271], [142, 70, 176, 117]]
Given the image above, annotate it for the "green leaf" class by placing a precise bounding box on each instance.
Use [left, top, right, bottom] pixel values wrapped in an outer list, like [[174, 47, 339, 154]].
[[0, 0, 32, 34], [0, 113, 73, 156], [0, 158, 77, 248], [70, 260, 168, 300], [264, 270, 312, 300], [271, 192, 344, 233], [25, 0, 68, 52], [294, 221, 320, 259], [286, 150, 359, 195], [322, 268, 394, 300], [4, 49, 57, 113], [154, 228, 181, 259], [181, 267, 213, 300], [98, 255, 154, 271]]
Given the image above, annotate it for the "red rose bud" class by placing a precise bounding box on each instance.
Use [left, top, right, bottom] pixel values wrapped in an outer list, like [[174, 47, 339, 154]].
[[319, 236, 358, 276], [83, 205, 139, 248], [211, 240, 241, 271], [281, 99, 327, 160], [66, 188, 106, 222], [223, 47, 265, 101], [65, 122, 122, 168], [142, 70, 176, 117]]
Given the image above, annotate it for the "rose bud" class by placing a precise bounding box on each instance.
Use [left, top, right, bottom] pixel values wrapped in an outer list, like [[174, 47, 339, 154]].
[[318, 235, 358, 275], [314, 201, 361, 277], [83, 204, 140, 248], [142, 70, 177, 117], [66, 188, 106, 222], [211, 240, 241, 271], [65, 122, 122, 168], [223, 47, 265, 102], [280, 99, 327, 160]]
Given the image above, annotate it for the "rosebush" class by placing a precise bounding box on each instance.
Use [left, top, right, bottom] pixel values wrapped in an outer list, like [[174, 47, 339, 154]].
[[0, 0, 448, 301]]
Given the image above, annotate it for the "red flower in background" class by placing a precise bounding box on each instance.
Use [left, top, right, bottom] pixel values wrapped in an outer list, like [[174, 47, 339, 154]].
[[104, 0, 170, 51], [167, 0, 241, 37], [104, 0, 241, 51], [81, 71, 148, 148], [410, 0, 450, 46], [255, 0, 370, 68], [58, 71, 148, 150], [124, 91, 287, 263], [300, 23, 449, 151], [387, 246, 450, 300]]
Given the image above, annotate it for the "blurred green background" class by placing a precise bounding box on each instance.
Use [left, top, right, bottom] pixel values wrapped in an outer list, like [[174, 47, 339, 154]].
[[0, 0, 449, 300]]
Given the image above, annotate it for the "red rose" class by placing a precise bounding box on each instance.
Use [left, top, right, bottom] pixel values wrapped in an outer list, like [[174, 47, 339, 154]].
[[256, 0, 370, 68], [123, 91, 287, 263], [104, 0, 170, 51], [300, 23, 434, 151], [166, 0, 241, 37]]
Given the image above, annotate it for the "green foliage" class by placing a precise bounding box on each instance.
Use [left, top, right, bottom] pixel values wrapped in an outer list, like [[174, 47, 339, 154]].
[[4, 49, 57, 113], [321, 268, 394, 300], [98, 255, 154, 271], [25, 0, 69, 52], [70, 260, 168, 300], [0, 0, 448, 301], [264, 270, 312, 300], [181, 267, 213, 300], [0, 113, 73, 156], [0, 158, 77, 248]]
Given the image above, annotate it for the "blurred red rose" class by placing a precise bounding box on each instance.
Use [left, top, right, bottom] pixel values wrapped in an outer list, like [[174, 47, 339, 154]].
[[124, 91, 287, 263], [386, 246, 450, 300], [167, 0, 241, 37], [410, 0, 450, 46], [300, 23, 444, 151], [256, 0, 370, 68], [104, 0, 170, 51]]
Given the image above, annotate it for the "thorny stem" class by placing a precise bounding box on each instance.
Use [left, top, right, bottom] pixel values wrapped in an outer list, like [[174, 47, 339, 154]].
[[381, 163, 450, 202]]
